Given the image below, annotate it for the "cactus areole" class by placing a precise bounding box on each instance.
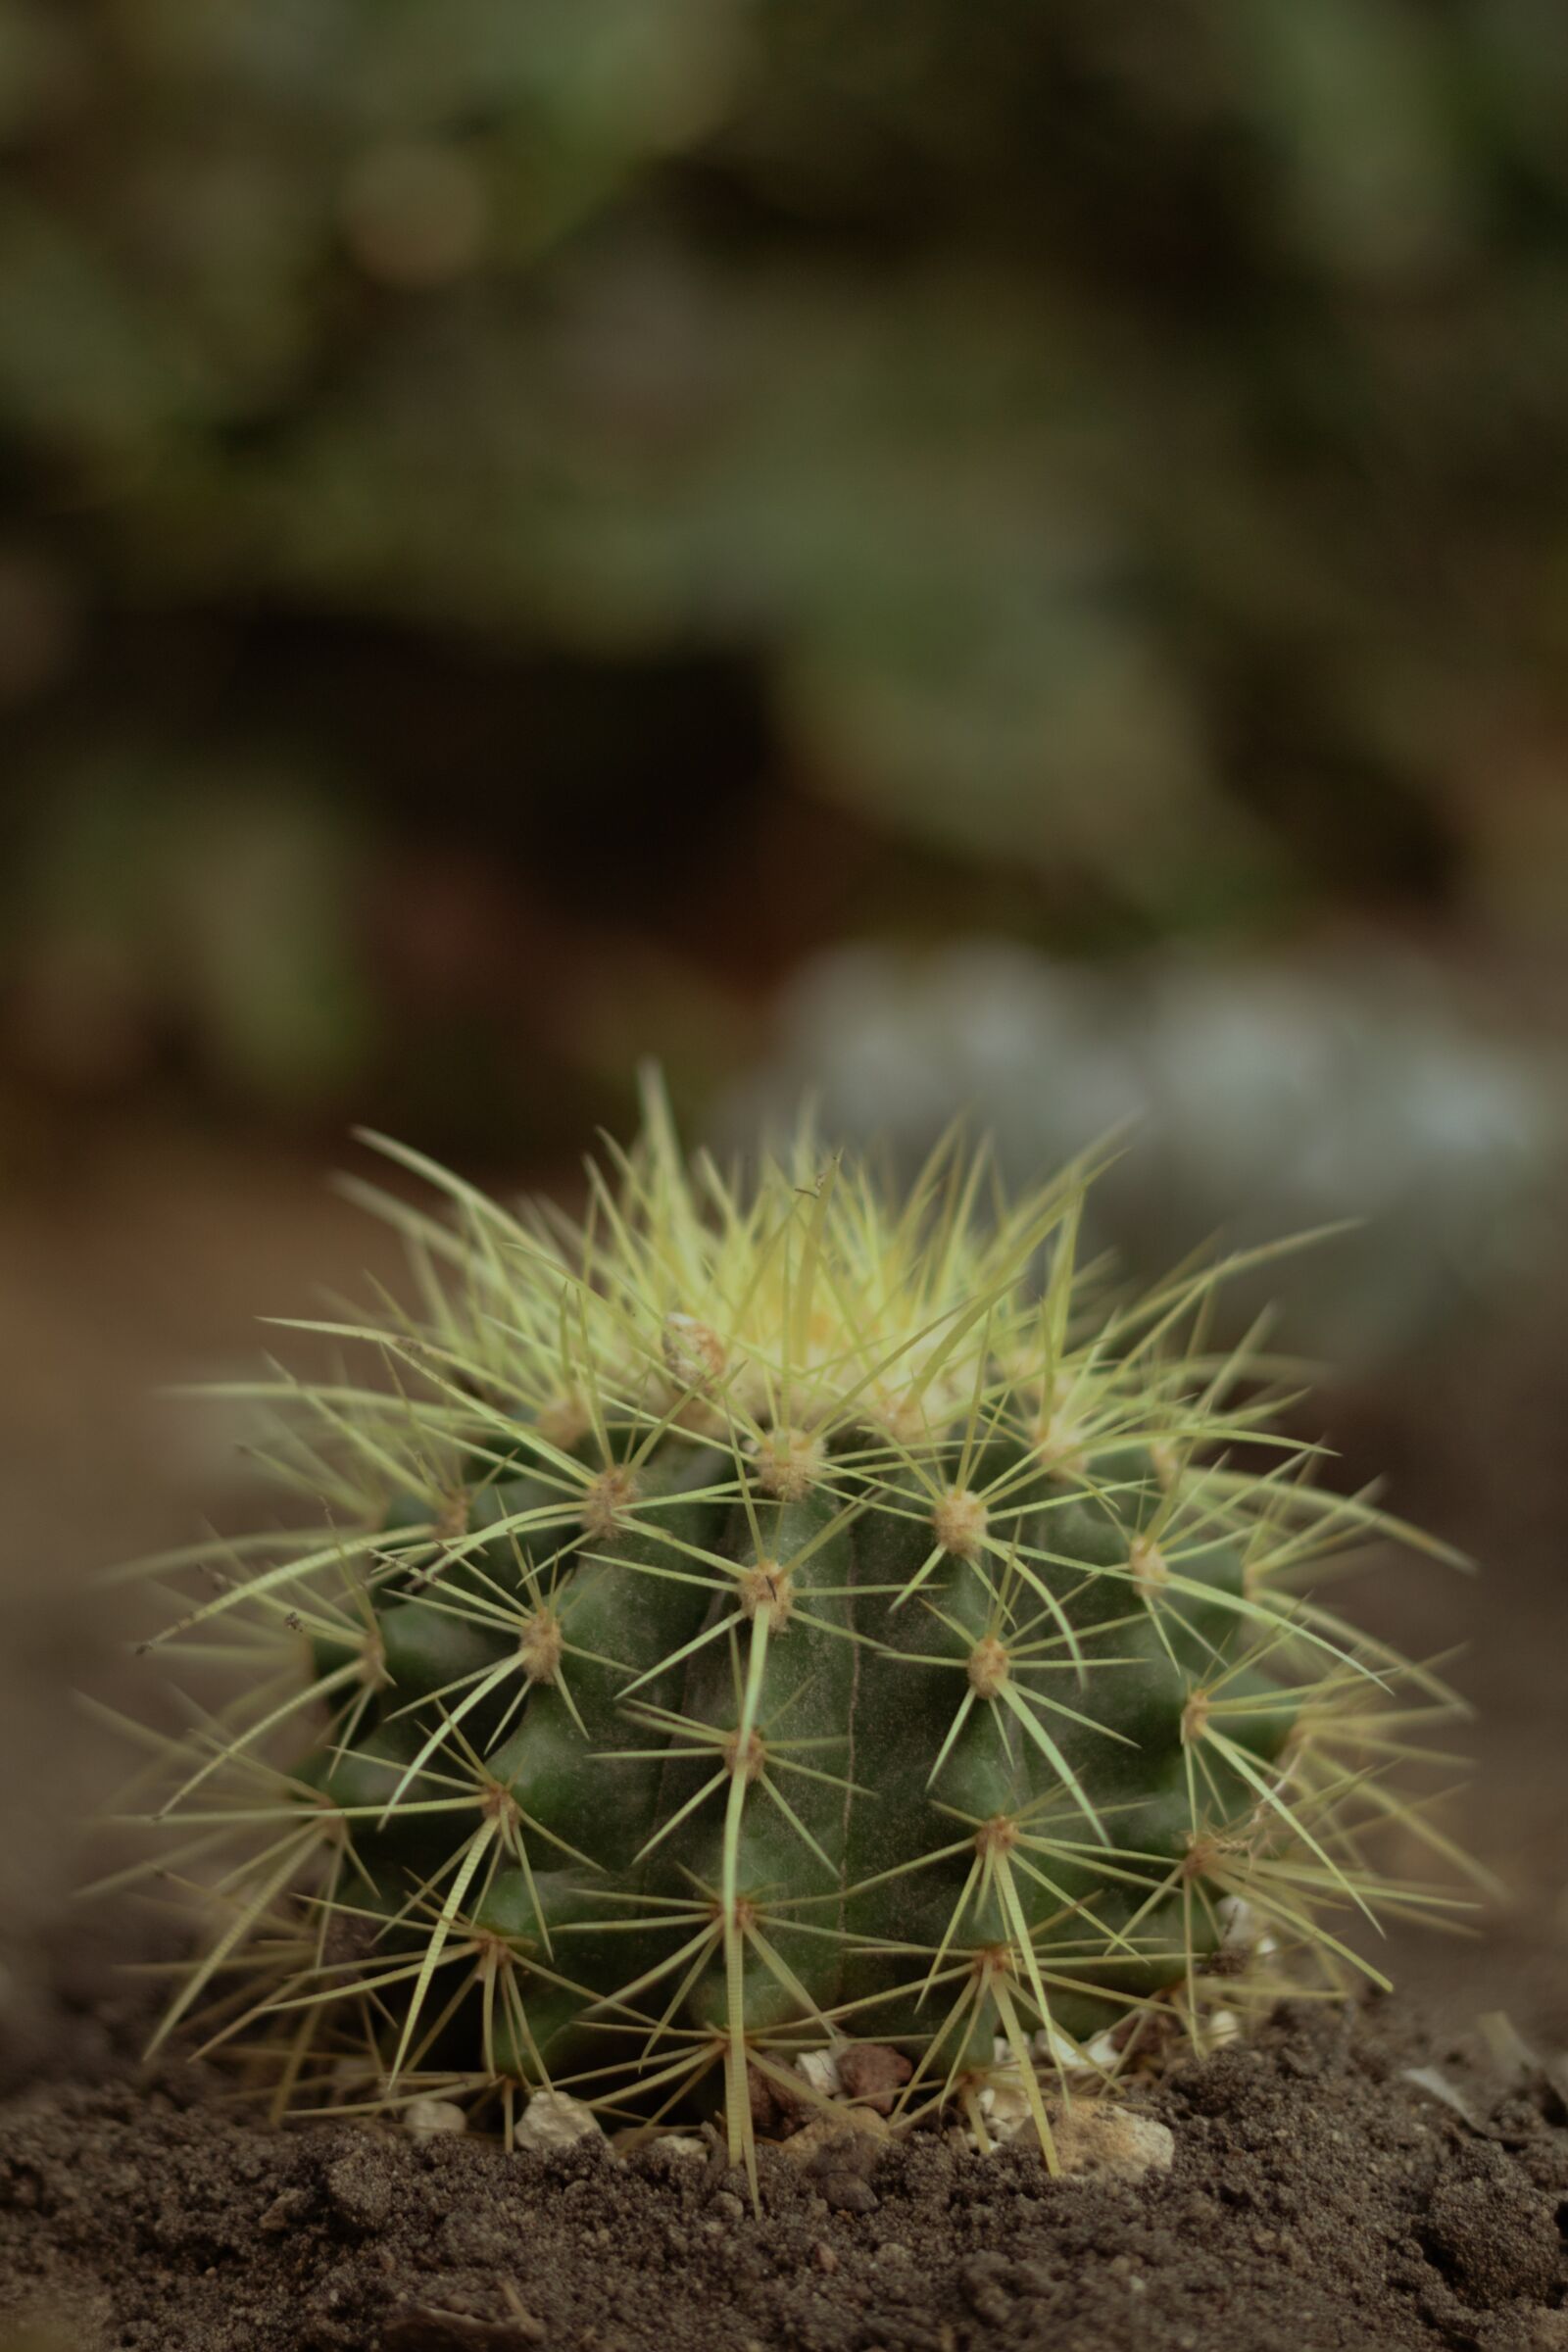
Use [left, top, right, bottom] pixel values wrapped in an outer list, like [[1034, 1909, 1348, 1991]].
[[126, 1087, 1462, 2181]]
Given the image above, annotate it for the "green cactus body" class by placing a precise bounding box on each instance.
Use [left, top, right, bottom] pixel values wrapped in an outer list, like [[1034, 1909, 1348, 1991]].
[[124, 1091, 1463, 2177]]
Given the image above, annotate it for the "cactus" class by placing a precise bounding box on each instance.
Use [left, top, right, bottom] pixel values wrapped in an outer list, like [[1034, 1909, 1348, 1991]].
[[119, 1086, 1463, 2183]]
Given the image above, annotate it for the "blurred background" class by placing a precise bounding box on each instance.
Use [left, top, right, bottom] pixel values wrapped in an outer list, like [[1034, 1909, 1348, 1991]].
[[2, 0, 1567, 2082]]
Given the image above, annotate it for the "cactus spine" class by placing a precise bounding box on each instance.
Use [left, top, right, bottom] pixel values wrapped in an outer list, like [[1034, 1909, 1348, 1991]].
[[122, 1090, 1463, 2180]]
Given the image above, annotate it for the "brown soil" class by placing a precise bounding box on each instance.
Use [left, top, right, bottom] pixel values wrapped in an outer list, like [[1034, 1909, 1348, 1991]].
[[2, 2003, 1567, 2352]]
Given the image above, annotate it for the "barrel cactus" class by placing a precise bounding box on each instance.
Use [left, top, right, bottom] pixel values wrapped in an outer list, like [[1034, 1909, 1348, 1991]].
[[121, 1086, 1461, 2182]]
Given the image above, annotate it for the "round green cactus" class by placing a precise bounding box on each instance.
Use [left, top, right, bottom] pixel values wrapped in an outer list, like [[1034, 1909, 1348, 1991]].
[[121, 1086, 1462, 2179]]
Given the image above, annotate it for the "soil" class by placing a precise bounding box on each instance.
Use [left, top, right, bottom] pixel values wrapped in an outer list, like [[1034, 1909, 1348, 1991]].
[[2, 2003, 1567, 2351], [2, 1123, 1567, 2350]]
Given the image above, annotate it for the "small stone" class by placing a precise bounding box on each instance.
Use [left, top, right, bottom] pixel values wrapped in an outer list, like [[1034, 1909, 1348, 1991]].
[[978, 2079, 1034, 2138], [795, 2048, 844, 2101], [710, 2190, 746, 2223], [405, 2098, 467, 2138], [748, 2064, 784, 2134], [819, 2171, 878, 2215], [1049, 2105, 1174, 2181], [324, 2145, 393, 2230], [779, 2111, 887, 2214], [259, 2185, 315, 2234], [1214, 1894, 1259, 1955], [812, 2242, 839, 2275], [837, 2042, 913, 2116], [982, 2095, 1175, 2181], [778, 2108, 888, 2169], [653, 2134, 707, 2164], [514, 2090, 604, 2154]]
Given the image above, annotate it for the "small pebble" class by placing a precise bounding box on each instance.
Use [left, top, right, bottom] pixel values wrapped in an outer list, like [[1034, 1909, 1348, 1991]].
[[258, 2186, 314, 2235], [403, 2098, 466, 2138], [324, 2147, 392, 2231], [514, 2090, 603, 2154], [837, 2041, 914, 2116], [796, 2049, 843, 2100], [980, 2097, 1175, 2181]]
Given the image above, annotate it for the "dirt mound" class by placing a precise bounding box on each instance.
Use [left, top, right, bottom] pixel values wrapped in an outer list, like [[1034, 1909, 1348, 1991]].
[[1, 2003, 1565, 2352]]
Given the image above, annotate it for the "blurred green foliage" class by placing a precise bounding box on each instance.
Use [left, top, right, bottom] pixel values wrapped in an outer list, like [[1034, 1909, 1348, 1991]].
[[4, 0, 1568, 1122], [3, 763, 374, 1109]]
